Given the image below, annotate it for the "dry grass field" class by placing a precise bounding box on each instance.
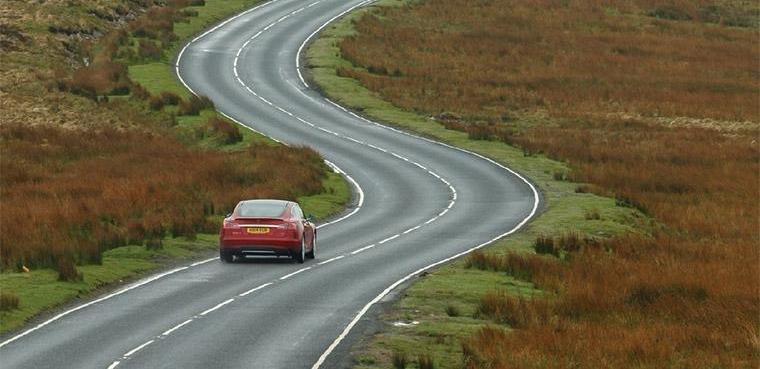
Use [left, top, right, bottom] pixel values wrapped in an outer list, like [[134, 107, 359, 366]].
[[337, 0, 758, 367], [0, 0, 328, 274]]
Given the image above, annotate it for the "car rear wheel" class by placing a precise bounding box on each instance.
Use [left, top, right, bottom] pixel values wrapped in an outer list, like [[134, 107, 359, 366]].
[[306, 235, 316, 259], [294, 238, 305, 264], [220, 250, 234, 263]]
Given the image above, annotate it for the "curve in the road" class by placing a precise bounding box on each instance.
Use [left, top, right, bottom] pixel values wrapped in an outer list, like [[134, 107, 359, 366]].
[[0, 1, 539, 368]]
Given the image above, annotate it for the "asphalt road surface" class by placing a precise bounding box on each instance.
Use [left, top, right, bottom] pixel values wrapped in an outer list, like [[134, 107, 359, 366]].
[[0, 1, 538, 368]]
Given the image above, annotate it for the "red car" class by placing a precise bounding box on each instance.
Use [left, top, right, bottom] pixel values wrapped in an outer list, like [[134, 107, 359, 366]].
[[219, 199, 316, 263]]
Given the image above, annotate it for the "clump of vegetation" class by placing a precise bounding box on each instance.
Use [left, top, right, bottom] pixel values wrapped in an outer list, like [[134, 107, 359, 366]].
[[179, 95, 215, 116], [60, 61, 131, 99], [391, 350, 408, 369], [417, 353, 435, 369], [56, 257, 83, 282], [0, 292, 20, 311], [196, 117, 243, 145]]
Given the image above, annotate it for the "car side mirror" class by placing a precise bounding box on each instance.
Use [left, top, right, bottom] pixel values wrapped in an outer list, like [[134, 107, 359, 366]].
[[226, 212, 232, 218]]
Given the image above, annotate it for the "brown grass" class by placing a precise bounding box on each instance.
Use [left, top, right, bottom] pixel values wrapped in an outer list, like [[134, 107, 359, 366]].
[[61, 61, 131, 98], [342, 1, 759, 367], [340, 0, 758, 125], [0, 124, 326, 269]]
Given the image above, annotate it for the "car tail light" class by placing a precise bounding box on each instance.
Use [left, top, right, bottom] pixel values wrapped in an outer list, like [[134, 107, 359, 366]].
[[223, 219, 240, 229], [283, 221, 298, 238]]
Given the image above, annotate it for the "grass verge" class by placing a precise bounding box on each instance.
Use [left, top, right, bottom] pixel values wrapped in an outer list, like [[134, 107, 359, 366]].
[[305, 1, 647, 367]]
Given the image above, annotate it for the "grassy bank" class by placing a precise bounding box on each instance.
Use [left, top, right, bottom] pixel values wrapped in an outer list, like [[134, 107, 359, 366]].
[[306, 0, 757, 367], [0, 0, 350, 335], [306, 1, 644, 368]]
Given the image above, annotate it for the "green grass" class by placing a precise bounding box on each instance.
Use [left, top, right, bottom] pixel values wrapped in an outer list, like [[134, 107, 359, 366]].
[[299, 170, 352, 221], [305, 2, 649, 367], [0, 234, 217, 335], [127, 0, 275, 151]]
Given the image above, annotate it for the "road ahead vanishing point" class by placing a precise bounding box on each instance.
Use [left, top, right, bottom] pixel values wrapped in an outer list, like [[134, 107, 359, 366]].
[[0, 1, 538, 368]]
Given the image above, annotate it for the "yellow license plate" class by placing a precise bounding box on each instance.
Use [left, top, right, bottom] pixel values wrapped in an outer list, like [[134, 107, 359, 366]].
[[246, 227, 269, 234]]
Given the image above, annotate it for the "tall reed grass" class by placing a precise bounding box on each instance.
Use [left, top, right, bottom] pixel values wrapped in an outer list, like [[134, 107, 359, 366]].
[[0, 124, 326, 270]]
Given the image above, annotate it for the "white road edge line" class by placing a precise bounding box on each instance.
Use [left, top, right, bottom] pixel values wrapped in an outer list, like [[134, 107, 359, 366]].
[[190, 258, 216, 267], [0, 265, 188, 349], [296, 0, 373, 88], [199, 298, 235, 316]]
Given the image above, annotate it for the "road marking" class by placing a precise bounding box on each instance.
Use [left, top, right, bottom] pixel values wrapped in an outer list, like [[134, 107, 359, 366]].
[[402, 225, 420, 235], [124, 340, 154, 357], [378, 234, 400, 244], [238, 282, 274, 297], [0, 265, 188, 349], [279, 267, 312, 280], [107, 361, 120, 369], [317, 255, 345, 265], [296, 0, 372, 88], [190, 258, 216, 267], [199, 298, 235, 316], [161, 319, 194, 337], [349, 244, 375, 255]]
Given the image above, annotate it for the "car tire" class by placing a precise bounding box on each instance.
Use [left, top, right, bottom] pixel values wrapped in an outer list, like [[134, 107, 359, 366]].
[[294, 238, 305, 264], [306, 234, 316, 259], [220, 250, 234, 263]]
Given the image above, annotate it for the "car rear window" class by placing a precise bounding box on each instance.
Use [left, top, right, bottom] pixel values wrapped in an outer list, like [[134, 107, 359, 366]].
[[237, 201, 287, 218]]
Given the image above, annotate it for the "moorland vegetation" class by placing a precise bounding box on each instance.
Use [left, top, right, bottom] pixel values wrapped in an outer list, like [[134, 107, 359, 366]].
[[332, 0, 758, 367]]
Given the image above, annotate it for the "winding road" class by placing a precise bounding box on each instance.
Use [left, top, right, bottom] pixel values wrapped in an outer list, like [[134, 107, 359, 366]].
[[0, 1, 538, 368]]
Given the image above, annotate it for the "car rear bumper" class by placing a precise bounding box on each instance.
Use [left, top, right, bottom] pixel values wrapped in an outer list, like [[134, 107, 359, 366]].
[[220, 239, 300, 257]]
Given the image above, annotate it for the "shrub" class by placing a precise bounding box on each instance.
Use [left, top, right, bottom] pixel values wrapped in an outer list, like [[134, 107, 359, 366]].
[[417, 354, 435, 369], [130, 7, 176, 39], [138, 39, 163, 60], [148, 95, 165, 110], [63, 61, 131, 98], [391, 351, 407, 369], [0, 292, 20, 311], [131, 83, 151, 100], [57, 257, 83, 282], [534, 235, 556, 256], [159, 91, 182, 106], [445, 304, 460, 317], [178, 94, 214, 115], [201, 117, 243, 145], [145, 238, 163, 250]]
